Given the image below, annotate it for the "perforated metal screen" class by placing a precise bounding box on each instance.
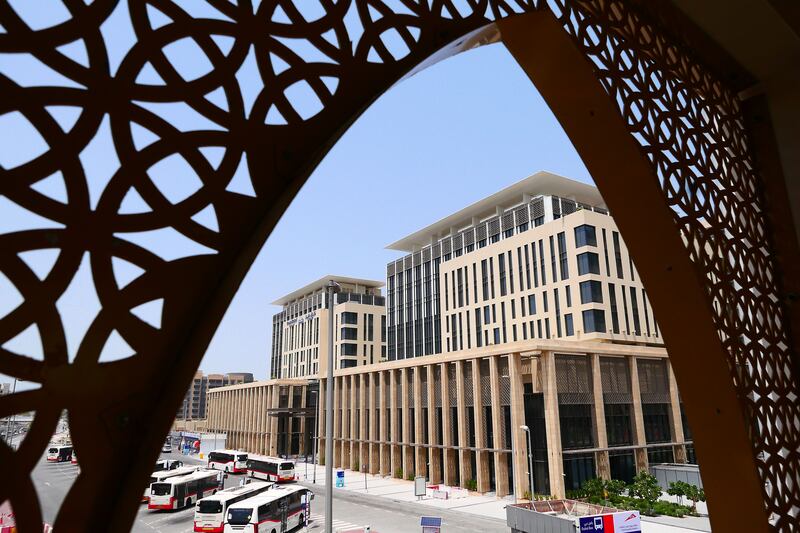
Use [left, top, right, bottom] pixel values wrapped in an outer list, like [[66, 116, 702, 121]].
[[556, 355, 594, 405]]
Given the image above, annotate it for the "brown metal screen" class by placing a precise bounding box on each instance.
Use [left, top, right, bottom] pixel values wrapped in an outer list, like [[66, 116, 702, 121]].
[[600, 357, 632, 404], [556, 355, 594, 405]]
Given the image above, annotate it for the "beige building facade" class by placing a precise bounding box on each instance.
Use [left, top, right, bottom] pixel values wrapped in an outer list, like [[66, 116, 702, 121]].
[[208, 172, 692, 499], [207, 341, 691, 499], [270, 275, 387, 379]]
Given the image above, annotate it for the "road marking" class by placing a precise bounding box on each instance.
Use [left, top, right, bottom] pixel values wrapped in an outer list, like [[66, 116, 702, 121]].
[[307, 512, 365, 531]]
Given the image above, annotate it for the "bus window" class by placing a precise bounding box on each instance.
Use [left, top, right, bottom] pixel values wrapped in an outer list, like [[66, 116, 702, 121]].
[[151, 483, 171, 496], [197, 500, 222, 515], [227, 508, 252, 526]]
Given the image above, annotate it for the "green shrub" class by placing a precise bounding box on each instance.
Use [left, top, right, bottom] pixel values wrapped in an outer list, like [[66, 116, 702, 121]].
[[465, 479, 478, 491], [522, 490, 532, 501], [685, 484, 706, 514], [628, 472, 662, 515], [407, 472, 415, 481], [352, 460, 360, 472], [667, 480, 688, 506]]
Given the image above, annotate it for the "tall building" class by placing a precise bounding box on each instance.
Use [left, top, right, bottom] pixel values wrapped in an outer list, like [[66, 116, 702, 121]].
[[210, 172, 691, 500], [177, 371, 253, 420], [385, 171, 660, 360], [270, 275, 387, 379]]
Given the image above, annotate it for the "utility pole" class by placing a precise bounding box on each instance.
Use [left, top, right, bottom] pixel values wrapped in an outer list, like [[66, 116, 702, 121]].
[[324, 280, 340, 533]]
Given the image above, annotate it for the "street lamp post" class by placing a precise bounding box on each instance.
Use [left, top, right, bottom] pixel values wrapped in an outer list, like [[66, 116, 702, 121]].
[[4, 378, 18, 445], [310, 389, 318, 484], [520, 425, 535, 499], [324, 280, 340, 533]]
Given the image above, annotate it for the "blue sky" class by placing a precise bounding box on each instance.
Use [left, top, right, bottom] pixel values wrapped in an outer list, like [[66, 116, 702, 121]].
[[0, 2, 592, 387]]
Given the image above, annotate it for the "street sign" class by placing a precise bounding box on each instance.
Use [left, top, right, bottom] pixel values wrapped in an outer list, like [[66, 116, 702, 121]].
[[336, 469, 345, 488], [420, 516, 442, 533], [577, 511, 641, 533]]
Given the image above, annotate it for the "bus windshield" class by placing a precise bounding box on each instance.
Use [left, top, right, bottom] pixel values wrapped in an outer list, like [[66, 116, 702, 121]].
[[48, 448, 58, 454], [227, 509, 252, 525], [236, 454, 247, 462], [281, 463, 293, 470], [197, 500, 223, 514], [151, 483, 171, 496]]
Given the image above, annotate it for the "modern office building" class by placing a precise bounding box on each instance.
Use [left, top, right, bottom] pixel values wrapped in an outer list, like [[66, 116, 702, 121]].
[[209, 172, 692, 500], [177, 370, 253, 420], [270, 275, 387, 379], [385, 171, 661, 361]]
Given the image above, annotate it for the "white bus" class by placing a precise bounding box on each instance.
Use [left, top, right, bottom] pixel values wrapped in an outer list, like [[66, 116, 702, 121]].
[[208, 450, 248, 473], [46, 445, 73, 462], [149, 469, 221, 510], [246, 455, 295, 483], [193, 481, 272, 532], [143, 465, 199, 503], [224, 485, 313, 533], [154, 459, 184, 472]]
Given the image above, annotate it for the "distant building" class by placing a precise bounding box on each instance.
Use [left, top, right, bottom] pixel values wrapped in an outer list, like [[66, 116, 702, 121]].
[[177, 371, 253, 420], [0, 383, 11, 395], [270, 275, 387, 379]]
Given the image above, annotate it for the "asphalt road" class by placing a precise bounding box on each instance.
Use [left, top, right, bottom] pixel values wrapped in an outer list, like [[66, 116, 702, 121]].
[[30, 451, 509, 532]]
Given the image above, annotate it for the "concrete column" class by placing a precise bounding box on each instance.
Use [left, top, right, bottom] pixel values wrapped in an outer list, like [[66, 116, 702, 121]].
[[542, 350, 565, 498], [390, 369, 401, 477], [414, 367, 426, 478], [401, 368, 414, 478], [591, 354, 610, 480], [629, 357, 649, 472], [360, 373, 368, 472], [350, 375, 358, 470], [299, 385, 307, 455], [508, 353, 529, 498], [456, 360, 473, 488], [427, 364, 441, 484], [318, 379, 326, 465], [472, 359, 489, 493], [667, 363, 687, 463], [440, 362, 457, 486], [368, 372, 378, 473], [489, 355, 510, 497], [269, 386, 280, 456], [379, 370, 390, 476]]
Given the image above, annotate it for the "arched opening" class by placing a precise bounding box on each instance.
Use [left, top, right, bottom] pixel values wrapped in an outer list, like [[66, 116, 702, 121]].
[[0, 2, 797, 532]]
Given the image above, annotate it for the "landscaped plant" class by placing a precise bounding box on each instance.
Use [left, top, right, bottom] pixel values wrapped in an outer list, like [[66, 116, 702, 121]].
[[394, 467, 403, 479], [407, 472, 415, 481], [352, 460, 360, 472], [667, 480, 688, 506], [582, 478, 606, 501], [628, 472, 662, 515], [685, 484, 706, 514], [522, 490, 532, 500], [465, 478, 478, 491]]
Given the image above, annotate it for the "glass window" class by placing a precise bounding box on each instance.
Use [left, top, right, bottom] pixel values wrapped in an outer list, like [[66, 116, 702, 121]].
[[582, 309, 607, 333], [340, 343, 357, 356], [574, 224, 597, 247], [340, 327, 358, 340], [579, 280, 604, 303], [528, 294, 536, 315], [564, 314, 574, 336], [577, 252, 600, 275], [341, 312, 358, 325]]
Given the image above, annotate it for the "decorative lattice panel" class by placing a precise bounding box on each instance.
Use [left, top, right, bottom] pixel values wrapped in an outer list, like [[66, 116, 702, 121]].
[[0, 0, 795, 530]]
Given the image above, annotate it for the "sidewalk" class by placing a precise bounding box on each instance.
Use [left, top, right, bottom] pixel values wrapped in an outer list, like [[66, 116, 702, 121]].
[[293, 462, 712, 532]]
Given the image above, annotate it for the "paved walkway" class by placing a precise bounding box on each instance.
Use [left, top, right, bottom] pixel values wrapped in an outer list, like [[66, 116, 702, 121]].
[[294, 461, 712, 532]]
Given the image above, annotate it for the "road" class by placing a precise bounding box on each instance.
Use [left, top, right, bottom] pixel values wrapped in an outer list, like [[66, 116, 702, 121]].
[[30, 451, 509, 532]]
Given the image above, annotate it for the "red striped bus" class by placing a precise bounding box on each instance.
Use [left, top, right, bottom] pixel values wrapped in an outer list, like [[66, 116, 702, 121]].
[[148, 469, 221, 510], [246, 454, 295, 483], [223, 485, 313, 533]]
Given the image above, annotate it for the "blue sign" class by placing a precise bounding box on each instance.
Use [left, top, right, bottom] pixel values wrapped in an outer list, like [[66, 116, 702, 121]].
[[335, 469, 345, 488], [578, 516, 606, 532], [420, 517, 442, 527]]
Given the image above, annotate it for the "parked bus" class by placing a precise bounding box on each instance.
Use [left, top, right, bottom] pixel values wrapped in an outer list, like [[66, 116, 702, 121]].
[[193, 481, 272, 532], [142, 465, 198, 503], [246, 455, 295, 483], [154, 459, 184, 472], [207, 449, 248, 473], [224, 485, 313, 533], [148, 469, 221, 510], [46, 445, 72, 462]]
